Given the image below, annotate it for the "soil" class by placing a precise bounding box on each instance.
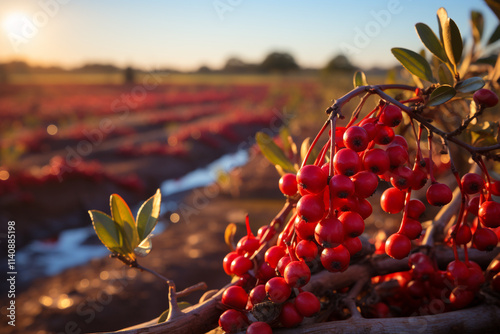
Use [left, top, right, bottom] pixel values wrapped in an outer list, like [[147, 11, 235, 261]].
[[0, 152, 287, 334]]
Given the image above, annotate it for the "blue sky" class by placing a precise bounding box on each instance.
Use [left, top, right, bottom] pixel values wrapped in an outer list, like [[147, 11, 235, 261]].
[[0, 0, 498, 70]]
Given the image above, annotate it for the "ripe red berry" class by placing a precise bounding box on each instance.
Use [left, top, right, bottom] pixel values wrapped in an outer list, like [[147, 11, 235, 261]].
[[467, 196, 480, 216], [276, 255, 292, 276], [473, 88, 499, 108], [247, 322, 272, 334], [343, 236, 363, 255], [386, 145, 409, 168], [284, 260, 311, 288], [478, 201, 500, 228], [390, 135, 409, 149], [461, 173, 484, 195], [334, 148, 361, 176], [363, 148, 390, 175], [357, 198, 373, 219], [343, 126, 369, 152], [265, 277, 291, 303], [279, 302, 304, 328], [256, 261, 277, 281], [380, 187, 406, 214], [223, 251, 239, 275], [231, 256, 253, 276], [294, 291, 321, 317], [351, 171, 379, 198], [294, 218, 317, 240], [385, 233, 411, 259], [399, 217, 422, 240], [373, 124, 395, 145], [473, 228, 498, 251], [426, 183, 453, 206], [465, 265, 485, 291], [454, 224, 472, 245], [411, 165, 428, 190], [297, 194, 325, 223], [491, 273, 500, 291], [265, 245, 286, 268], [320, 245, 350, 272], [249, 284, 267, 305], [380, 105, 403, 127], [218, 309, 248, 333], [335, 127, 346, 149], [257, 225, 276, 242], [361, 121, 377, 140], [490, 180, 500, 196], [279, 173, 298, 196], [407, 199, 426, 219], [406, 279, 426, 298], [332, 195, 358, 213], [449, 286, 474, 309], [447, 260, 470, 284], [295, 239, 319, 262], [339, 211, 365, 238], [297, 165, 328, 194], [329, 174, 355, 199], [222, 286, 249, 310], [390, 166, 414, 190], [315, 216, 344, 248]]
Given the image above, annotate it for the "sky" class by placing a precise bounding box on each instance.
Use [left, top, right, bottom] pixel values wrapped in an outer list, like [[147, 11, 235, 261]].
[[0, 0, 498, 71]]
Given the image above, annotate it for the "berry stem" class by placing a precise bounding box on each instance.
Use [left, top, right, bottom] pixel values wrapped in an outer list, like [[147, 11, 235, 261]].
[[346, 92, 371, 128], [301, 119, 329, 169], [329, 116, 337, 177], [427, 132, 436, 183]]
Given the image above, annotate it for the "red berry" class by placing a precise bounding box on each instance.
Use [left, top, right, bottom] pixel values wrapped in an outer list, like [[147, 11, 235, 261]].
[[246, 322, 272, 334], [236, 235, 260, 256], [332, 195, 358, 212], [411, 165, 428, 190], [361, 121, 377, 140], [257, 225, 276, 242], [478, 201, 500, 228], [297, 194, 325, 223], [295, 239, 319, 262], [385, 233, 411, 259], [491, 272, 500, 291], [343, 126, 369, 152], [426, 183, 453, 206], [256, 261, 276, 281], [357, 197, 373, 219], [473, 88, 498, 108], [329, 174, 355, 199], [461, 173, 484, 195], [373, 124, 395, 145], [351, 171, 379, 198], [363, 148, 390, 175], [279, 302, 304, 328], [334, 148, 361, 176], [223, 251, 239, 275], [406, 279, 426, 298], [294, 291, 321, 317], [399, 217, 422, 240], [297, 165, 328, 194], [249, 285, 267, 305], [222, 286, 249, 310], [381, 187, 406, 214], [276, 255, 292, 276], [490, 180, 500, 196], [339, 211, 365, 238], [265, 277, 291, 303], [467, 196, 480, 215], [231, 256, 253, 276], [465, 265, 485, 291], [279, 173, 298, 196], [265, 246, 286, 269], [390, 135, 409, 149], [343, 236, 363, 256], [386, 145, 409, 168], [449, 286, 474, 309], [335, 127, 346, 149], [473, 228, 498, 251], [407, 199, 426, 219], [390, 166, 414, 190], [380, 105, 403, 127], [315, 216, 344, 248], [294, 218, 317, 240], [284, 260, 311, 288], [320, 245, 350, 272], [447, 260, 470, 284], [454, 224, 472, 245], [218, 309, 248, 333]]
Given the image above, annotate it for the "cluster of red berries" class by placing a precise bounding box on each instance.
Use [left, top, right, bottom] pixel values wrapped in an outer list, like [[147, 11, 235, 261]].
[[368, 252, 488, 317]]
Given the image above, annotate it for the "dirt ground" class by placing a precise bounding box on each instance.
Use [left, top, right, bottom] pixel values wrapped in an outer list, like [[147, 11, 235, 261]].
[[0, 153, 287, 334]]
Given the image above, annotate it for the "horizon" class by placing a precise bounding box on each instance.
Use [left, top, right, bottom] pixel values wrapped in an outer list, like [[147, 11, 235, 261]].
[[0, 1, 498, 71]]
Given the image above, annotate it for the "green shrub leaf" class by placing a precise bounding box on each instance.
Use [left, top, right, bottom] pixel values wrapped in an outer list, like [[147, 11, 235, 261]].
[[487, 24, 500, 45], [427, 85, 456, 106], [89, 210, 123, 253], [415, 23, 448, 63], [443, 18, 463, 70], [455, 77, 485, 94], [471, 11, 484, 44], [256, 132, 296, 173], [353, 70, 368, 87], [438, 63, 454, 85], [436, 7, 449, 44], [110, 194, 140, 252], [136, 189, 161, 242], [391, 48, 434, 82]]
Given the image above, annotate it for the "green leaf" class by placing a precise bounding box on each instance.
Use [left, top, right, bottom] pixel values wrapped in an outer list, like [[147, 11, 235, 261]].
[[256, 132, 296, 173], [391, 47, 434, 82], [157, 302, 191, 323], [427, 85, 456, 106], [438, 63, 454, 85], [300, 137, 318, 166], [353, 70, 368, 87], [469, 121, 499, 146], [455, 77, 485, 94], [279, 126, 292, 157], [485, 0, 500, 21], [436, 7, 449, 44], [415, 23, 448, 63], [89, 210, 123, 253], [110, 194, 140, 252], [443, 18, 463, 70], [136, 189, 161, 242], [471, 11, 484, 44], [487, 24, 500, 45]]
